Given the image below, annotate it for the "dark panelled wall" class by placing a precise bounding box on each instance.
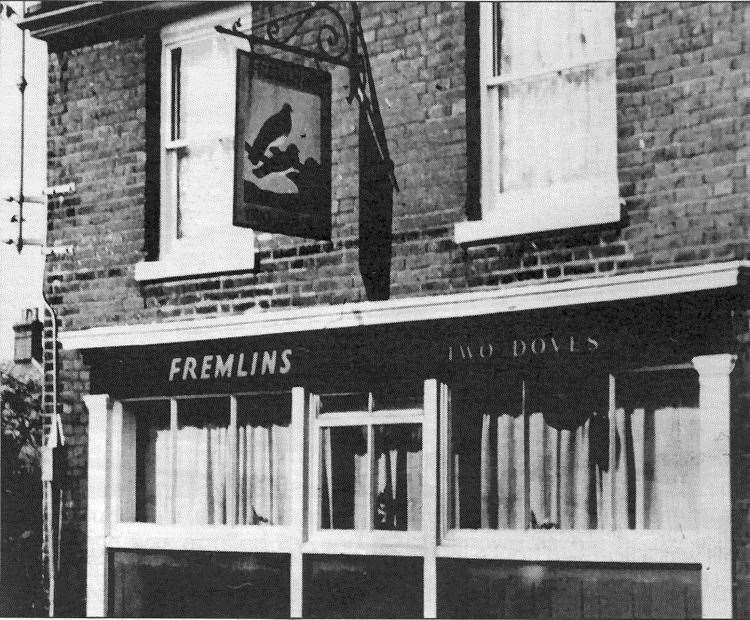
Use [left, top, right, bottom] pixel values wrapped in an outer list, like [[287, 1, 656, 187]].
[[42, 2, 750, 614]]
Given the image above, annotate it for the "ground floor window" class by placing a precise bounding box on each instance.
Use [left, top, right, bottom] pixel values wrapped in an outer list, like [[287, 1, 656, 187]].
[[125, 392, 292, 526], [315, 387, 423, 532], [89, 353, 732, 618], [449, 370, 699, 531]]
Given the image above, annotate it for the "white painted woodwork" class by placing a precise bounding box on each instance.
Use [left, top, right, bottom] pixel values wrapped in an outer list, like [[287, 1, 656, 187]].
[[63, 261, 747, 350], [693, 354, 736, 619], [423, 380, 438, 618], [289, 387, 307, 618], [438, 529, 707, 564], [463, 2, 619, 242], [83, 394, 112, 617], [135, 5, 254, 282]]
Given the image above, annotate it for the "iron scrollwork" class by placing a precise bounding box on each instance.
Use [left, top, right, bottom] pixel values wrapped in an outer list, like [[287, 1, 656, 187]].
[[217, 3, 355, 68], [215, 2, 398, 189]]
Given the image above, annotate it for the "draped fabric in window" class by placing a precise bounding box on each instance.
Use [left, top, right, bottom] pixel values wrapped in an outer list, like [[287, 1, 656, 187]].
[[174, 398, 231, 524], [493, 3, 616, 196], [135, 401, 171, 524], [451, 371, 699, 531], [236, 395, 291, 526], [132, 394, 291, 526]]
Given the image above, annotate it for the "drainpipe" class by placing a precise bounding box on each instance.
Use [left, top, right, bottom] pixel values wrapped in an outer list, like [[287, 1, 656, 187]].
[[41, 291, 59, 618]]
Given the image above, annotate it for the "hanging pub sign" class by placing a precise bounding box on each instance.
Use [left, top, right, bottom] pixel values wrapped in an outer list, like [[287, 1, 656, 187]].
[[233, 51, 332, 240]]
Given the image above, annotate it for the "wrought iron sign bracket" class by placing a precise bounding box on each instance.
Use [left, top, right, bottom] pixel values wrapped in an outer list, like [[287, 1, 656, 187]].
[[216, 2, 399, 191]]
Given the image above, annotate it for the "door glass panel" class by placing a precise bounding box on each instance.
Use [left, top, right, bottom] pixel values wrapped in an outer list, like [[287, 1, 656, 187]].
[[373, 424, 422, 531], [320, 426, 368, 529]]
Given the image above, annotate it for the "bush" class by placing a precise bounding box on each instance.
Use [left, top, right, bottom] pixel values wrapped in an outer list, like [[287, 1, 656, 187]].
[[1, 363, 44, 616]]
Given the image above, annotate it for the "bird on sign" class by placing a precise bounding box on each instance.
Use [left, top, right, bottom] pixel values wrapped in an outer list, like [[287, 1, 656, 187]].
[[246, 103, 293, 164]]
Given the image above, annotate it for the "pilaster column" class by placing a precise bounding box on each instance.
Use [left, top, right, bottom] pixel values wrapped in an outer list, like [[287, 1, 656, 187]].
[[83, 394, 113, 617], [289, 387, 307, 618], [692, 354, 736, 619]]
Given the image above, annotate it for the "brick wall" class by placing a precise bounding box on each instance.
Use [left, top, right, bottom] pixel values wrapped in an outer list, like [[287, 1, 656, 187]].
[[41, 2, 750, 614]]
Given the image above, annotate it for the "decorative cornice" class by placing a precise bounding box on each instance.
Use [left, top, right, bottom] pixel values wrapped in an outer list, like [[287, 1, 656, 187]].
[[18, 1, 237, 49], [59, 261, 749, 351]]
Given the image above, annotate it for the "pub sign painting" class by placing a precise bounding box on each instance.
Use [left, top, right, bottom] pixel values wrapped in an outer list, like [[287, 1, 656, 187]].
[[234, 51, 332, 239]]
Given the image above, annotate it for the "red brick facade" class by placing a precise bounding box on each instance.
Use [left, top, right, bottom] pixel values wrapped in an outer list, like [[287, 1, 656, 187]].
[[38, 2, 749, 615]]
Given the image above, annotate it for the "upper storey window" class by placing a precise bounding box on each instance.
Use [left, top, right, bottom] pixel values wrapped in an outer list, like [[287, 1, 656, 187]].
[[455, 2, 620, 243], [135, 7, 255, 281]]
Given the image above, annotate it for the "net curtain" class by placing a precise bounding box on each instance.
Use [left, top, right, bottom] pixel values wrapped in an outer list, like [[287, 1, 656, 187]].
[[453, 374, 699, 531]]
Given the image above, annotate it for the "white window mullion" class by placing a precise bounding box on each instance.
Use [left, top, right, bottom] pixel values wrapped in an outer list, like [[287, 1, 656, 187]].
[[608, 373, 616, 530], [438, 382, 451, 540], [228, 395, 238, 525], [479, 2, 499, 213], [485, 56, 618, 87], [309, 394, 322, 534], [366, 423, 374, 531], [289, 387, 307, 619], [422, 379, 439, 619], [169, 397, 178, 525]]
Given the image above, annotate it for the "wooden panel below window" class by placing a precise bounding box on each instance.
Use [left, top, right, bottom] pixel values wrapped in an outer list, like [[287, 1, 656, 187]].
[[109, 550, 290, 618], [436, 559, 700, 619], [303, 554, 423, 618]]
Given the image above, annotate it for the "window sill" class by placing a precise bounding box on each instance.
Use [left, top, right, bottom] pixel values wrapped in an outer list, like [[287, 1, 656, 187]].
[[134, 247, 255, 282], [107, 522, 293, 553], [455, 180, 621, 244], [305, 530, 425, 556], [438, 528, 707, 564]]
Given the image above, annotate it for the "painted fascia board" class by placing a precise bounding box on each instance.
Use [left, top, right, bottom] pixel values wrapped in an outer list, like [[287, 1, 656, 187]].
[[60, 261, 748, 351]]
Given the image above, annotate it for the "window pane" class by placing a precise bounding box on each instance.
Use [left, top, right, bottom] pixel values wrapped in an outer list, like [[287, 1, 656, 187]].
[[497, 3, 614, 76], [236, 393, 292, 526], [175, 397, 230, 525], [374, 424, 422, 531], [320, 426, 368, 529], [450, 370, 700, 531], [616, 370, 700, 530], [499, 60, 616, 193], [526, 374, 609, 530], [132, 400, 171, 523], [450, 375, 609, 530], [175, 37, 236, 241], [450, 380, 524, 530]]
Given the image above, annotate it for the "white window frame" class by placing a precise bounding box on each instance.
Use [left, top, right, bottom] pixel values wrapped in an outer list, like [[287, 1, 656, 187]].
[[134, 6, 256, 282], [84, 359, 735, 619], [436, 357, 736, 619], [85, 387, 306, 615], [455, 2, 621, 243], [85, 381, 441, 618], [306, 389, 427, 550]]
